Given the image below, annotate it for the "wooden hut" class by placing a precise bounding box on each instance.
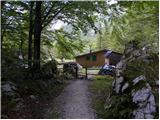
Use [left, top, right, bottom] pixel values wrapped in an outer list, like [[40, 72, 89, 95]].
[[75, 49, 122, 68]]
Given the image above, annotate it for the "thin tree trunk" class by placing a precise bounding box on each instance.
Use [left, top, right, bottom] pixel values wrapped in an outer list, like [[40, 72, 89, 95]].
[[18, 22, 25, 67], [28, 2, 34, 68], [1, 1, 5, 42], [20, 37, 25, 66], [33, 1, 42, 70]]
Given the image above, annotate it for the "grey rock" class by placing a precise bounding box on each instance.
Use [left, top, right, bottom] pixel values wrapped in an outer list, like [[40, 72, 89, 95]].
[[132, 87, 151, 103], [148, 94, 156, 106], [133, 109, 144, 119], [112, 80, 115, 88], [132, 84, 156, 118], [155, 80, 159, 85], [30, 95, 36, 100], [132, 50, 141, 57], [14, 99, 24, 111], [2, 81, 18, 97], [133, 75, 145, 85], [145, 114, 154, 119], [112, 41, 157, 119], [114, 76, 124, 93], [2, 81, 17, 92], [2, 84, 12, 92], [121, 83, 129, 92]]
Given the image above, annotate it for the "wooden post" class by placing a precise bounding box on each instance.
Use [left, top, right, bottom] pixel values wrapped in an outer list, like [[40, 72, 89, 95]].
[[85, 67, 88, 79], [76, 66, 78, 79]]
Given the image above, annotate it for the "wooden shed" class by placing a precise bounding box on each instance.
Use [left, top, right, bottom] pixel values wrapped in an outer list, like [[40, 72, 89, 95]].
[[75, 49, 122, 68]]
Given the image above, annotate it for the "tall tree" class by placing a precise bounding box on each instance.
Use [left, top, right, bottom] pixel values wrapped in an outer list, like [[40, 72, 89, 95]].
[[94, 1, 159, 53], [28, 2, 34, 68], [2, 1, 110, 70], [33, 1, 42, 69], [32, 1, 108, 69]]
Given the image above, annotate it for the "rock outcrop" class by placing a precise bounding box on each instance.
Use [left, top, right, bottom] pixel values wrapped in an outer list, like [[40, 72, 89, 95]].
[[2, 81, 24, 112], [112, 41, 159, 119]]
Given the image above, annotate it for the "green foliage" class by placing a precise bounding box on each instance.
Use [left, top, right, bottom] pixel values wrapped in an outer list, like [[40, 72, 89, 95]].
[[103, 94, 133, 119], [1, 1, 112, 118], [94, 1, 158, 53], [144, 52, 159, 86], [90, 76, 134, 118], [90, 76, 114, 118], [62, 73, 75, 80], [92, 75, 113, 81], [123, 59, 146, 80], [2, 1, 158, 65], [2, 1, 110, 66], [41, 59, 58, 79], [54, 30, 84, 60], [1, 1, 159, 118], [1, 79, 65, 118], [1, 48, 27, 82], [19, 79, 64, 98]]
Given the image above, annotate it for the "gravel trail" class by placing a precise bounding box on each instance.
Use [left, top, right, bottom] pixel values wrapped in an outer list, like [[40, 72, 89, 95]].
[[56, 79, 96, 119]]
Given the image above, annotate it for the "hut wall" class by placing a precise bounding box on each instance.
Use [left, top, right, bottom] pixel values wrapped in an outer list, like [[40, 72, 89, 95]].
[[76, 52, 105, 68]]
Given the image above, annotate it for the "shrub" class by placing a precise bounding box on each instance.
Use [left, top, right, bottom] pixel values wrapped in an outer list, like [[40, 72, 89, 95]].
[[90, 76, 114, 118], [90, 75, 134, 119]]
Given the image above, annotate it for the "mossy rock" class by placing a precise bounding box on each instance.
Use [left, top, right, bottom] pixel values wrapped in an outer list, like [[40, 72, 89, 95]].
[[63, 62, 78, 78], [41, 60, 58, 79]]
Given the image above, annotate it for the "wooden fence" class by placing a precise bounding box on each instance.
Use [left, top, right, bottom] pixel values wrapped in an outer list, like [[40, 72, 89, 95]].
[[57, 63, 101, 79], [78, 67, 101, 79]]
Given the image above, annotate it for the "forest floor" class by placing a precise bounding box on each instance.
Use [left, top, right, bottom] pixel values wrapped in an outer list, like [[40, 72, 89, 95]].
[[45, 79, 96, 119]]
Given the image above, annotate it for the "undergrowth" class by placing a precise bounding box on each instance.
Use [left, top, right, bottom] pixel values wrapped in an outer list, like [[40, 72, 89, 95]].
[[90, 75, 133, 119]]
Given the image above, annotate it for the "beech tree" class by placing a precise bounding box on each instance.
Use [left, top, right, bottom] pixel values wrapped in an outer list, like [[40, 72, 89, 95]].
[[29, 1, 108, 69]]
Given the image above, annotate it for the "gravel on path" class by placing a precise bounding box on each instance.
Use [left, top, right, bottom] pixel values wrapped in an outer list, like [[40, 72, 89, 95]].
[[55, 79, 96, 119]]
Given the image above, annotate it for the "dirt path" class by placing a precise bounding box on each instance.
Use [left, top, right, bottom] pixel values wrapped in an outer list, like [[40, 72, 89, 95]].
[[55, 79, 96, 119]]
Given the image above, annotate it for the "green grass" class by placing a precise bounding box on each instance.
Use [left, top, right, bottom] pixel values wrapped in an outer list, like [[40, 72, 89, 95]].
[[90, 75, 134, 119], [90, 75, 113, 93], [90, 75, 114, 118]]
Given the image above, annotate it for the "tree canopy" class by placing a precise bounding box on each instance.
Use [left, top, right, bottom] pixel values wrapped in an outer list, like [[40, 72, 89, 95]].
[[1, 1, 159, 119], [1, 1, 158, 67]]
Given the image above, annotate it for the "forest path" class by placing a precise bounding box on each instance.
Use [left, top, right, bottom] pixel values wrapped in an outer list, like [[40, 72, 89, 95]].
[[54, 79, 96, 119]]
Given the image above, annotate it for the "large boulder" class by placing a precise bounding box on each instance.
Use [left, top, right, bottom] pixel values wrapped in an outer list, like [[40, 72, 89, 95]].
[[1, 81, 24, 113], [63, 62, 78, 79], [41, 59, 58, 79], [112, 41, 158, 118]]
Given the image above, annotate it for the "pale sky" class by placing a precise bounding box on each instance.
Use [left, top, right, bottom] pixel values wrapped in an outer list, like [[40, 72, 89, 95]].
[[51, 20, 64, 30], [106, 0, 117, 5]]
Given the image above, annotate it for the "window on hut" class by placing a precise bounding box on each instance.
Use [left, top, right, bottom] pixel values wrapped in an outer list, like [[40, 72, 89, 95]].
[[86, 54, 97, 61], [92, 55, 96, 61]]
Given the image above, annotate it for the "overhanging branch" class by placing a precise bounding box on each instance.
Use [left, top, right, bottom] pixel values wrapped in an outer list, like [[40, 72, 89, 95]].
[[41, 2, 58, 25], [42, 3, 70, 29]]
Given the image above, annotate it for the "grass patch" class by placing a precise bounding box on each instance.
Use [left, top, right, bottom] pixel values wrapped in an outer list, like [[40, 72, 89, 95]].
[[90, 75, 114, 118], [90, 75, 134, 119], [90, 75, 113, 92]]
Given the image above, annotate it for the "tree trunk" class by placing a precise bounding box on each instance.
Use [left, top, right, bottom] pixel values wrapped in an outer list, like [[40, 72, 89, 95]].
[[33, 1, 42, 70], [20, 37, 25, 66], [28, 2, 34, 68]]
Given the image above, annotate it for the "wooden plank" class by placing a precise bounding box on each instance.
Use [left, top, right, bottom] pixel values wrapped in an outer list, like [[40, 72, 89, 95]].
[[85, 68, 88, 79], [87, 68, 101, 70], [85, 73, 99, 75], [76, 66, 78, 78]]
